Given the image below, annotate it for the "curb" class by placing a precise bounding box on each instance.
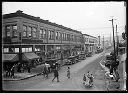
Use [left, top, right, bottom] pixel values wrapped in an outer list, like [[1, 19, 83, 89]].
[[3, 72, 43, 81]]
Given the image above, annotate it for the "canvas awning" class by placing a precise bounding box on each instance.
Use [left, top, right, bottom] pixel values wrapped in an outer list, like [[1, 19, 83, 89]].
[[22, 52, 40, 60], [2, 54, 18, 62]]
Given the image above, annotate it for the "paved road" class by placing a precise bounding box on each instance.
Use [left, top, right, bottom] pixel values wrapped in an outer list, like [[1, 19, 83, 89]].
[[3, 50, 110, 91]]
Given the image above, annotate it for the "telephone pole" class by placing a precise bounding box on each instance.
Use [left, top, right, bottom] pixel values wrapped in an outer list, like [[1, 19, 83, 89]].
[[115, 24, 119, 56], [103, 35, 104, 50], [109, 18, 116, 62]]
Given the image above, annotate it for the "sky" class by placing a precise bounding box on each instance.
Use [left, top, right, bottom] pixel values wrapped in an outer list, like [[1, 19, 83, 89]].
[[2, 2, 126, 39]]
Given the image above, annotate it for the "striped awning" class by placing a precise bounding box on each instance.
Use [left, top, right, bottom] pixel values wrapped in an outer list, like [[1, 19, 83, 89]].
[[2, 54, 18, 62], [22, 52, 40, 60]]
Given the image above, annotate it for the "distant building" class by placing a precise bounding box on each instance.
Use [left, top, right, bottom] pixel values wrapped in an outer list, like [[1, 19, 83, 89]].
[[83, 34, 98, 53]]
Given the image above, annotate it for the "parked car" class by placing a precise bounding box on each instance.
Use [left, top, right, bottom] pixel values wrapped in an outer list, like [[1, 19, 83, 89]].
[[95, 48, 103, 54], [86, 52, 93, 57], [65, 56, 76, 65], [79, 53, 86, 60]]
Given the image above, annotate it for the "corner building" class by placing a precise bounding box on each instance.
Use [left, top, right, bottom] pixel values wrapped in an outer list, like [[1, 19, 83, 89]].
[[2, 10, 84, 68]]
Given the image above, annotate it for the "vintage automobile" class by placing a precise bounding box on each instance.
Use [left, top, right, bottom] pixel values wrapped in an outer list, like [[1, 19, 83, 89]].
[[86, 52, 93, 57], [65, 56, 76, 65], [105, 55, 114, 69], [78, 53, 86, 60], [95, 48, 103, 54]]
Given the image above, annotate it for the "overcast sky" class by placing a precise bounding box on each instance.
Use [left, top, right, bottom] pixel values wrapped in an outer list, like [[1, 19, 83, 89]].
[[2, 2, 126, 38]]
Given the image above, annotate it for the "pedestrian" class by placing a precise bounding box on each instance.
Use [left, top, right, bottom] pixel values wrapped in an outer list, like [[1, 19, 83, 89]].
[[83, 74, 86, 82], [89, 74, 94, 85], [43, 64, 48, 78], [10, 65, 15, 78], [52, 68, 59, 82], [67, 67, 70, 79]]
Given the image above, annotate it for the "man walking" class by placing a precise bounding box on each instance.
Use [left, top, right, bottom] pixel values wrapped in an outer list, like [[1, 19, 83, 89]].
[[67, 67, 70, 79], [52, 68, 59, 82]]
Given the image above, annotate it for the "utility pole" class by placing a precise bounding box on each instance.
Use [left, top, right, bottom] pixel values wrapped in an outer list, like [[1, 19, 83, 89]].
[[103, 35, 104, 50], [115, 25, 119, 56], [109, 18, 116, 62]]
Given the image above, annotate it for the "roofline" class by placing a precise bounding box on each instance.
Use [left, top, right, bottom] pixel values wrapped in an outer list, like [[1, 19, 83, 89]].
[[83, 34, 97, 38], [3, 10, 82, 34]]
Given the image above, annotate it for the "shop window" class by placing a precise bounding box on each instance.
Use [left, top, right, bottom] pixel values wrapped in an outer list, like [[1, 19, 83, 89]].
[[3, 48, 9, 53], [15, 48, 19, 53], [29, 47, 32, 52], [22, 48, 26, 52], [23, 25, 27, 37], [12, 25, 18, 37], [5, 25, 11, 37]]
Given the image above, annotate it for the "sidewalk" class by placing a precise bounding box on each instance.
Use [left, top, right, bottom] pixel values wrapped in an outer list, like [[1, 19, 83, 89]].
[[2, 64, 45, 81], [99, 53, 126, 91], [3, 51, 106, 81]]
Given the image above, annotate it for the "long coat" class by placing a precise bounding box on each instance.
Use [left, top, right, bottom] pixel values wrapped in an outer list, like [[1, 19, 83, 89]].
[[54, 69, 59, 77]]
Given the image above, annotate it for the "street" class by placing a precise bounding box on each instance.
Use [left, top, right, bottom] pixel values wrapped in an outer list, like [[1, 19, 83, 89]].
[[3, 50, 111, 91]]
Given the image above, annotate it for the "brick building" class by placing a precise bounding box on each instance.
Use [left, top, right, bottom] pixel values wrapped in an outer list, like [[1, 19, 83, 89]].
[[2, 10, 84, 71]]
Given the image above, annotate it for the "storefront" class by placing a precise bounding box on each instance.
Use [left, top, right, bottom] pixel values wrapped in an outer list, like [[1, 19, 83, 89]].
[[2, 54, 19, 71]]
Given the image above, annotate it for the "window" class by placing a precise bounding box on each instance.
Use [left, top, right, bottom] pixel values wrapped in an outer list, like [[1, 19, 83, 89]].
[[12, 25, 17, 37], [23, 25, 27, 37], [43, 29, 46, 39], [40, 29, 43, 39], [51, 31, 54, 39], [15, 48, 19, 53], [62, 33, 64, 40], [5, 25, 11, 37], [3, 48, 9, 53], [49, 30, 51, 39], [22, 47, 32, 52], [67, 34, 70, 41], [56, 32, 59, 40], [28, 26, 32, 37], [32, 27, 37, 38], [58, 32, 61, 40]]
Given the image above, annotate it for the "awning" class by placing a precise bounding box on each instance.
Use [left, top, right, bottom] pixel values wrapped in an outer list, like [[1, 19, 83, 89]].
[[22, 52, 40, 60], [2, 54, 18, 62]]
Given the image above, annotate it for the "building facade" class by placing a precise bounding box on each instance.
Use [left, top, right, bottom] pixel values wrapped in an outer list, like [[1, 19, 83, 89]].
[[83, 34, 98, 54], [2, 10, 84, 68]]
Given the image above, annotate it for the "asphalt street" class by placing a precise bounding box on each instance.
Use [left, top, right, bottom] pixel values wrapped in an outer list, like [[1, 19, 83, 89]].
[[3, 50, 110, 91]]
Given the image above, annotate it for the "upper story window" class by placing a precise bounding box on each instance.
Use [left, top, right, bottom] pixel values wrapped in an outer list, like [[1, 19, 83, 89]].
[[40, 29, 43, 39], [12, 25, 18, 37], [58, 32, 61, 40], [32, 27, 37, 38], [5, 25, 11, 37], [23, 25, 27, 37], [28, 26, 32, 37], [49, 30, 52, 39], [43, 29, 46, 39], [56, 32, 59, 40], [51, 31, 54, 40]]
